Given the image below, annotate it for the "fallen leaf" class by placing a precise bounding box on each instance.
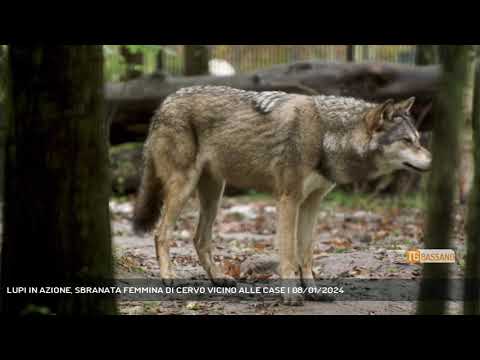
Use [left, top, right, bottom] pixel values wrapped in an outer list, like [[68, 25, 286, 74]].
[[186, 302, 201, 311], [253, 243, 267, 251], [223, 260, 241, 279], [322, 238, 352, 249]]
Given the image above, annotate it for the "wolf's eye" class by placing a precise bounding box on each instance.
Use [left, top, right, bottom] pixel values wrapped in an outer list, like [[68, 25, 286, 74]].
[[403, 138, 413, 144]]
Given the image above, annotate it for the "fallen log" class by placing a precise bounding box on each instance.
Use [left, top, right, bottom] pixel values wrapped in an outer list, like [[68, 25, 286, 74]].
[[106, 61, 441, 144]]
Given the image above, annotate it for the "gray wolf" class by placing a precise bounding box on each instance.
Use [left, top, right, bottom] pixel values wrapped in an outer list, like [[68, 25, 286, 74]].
[[132, 85, 431, 305]]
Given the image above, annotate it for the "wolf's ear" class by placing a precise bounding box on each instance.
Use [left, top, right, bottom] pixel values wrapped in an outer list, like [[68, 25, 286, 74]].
[[395, 97, 415, 113], [365, 99, 394, 134]]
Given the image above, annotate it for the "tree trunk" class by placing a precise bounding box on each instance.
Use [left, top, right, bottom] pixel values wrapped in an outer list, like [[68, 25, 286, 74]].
[[0, 46, 6, 201], [346, 45, 356, 62], [415, 45, 438, 66], [458, 47, 477, 204], [0, 46, 116, 315], [184, 45, 210, 76], [120, 45, 144, 81], [156, 47, 164, 73], [0, 101, 4, 201], [361, 45, 370, 61], [0, 45, 5, 101], [417, 45, 471, 315], [464, 58, 480, 315]]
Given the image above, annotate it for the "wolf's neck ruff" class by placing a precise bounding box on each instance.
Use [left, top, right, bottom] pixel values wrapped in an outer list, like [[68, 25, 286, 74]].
[[313, 95, 376, 126], [312, 95, 379, 184]]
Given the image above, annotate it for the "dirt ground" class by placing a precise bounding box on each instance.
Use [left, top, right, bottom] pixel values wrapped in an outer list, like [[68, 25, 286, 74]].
[[111, 191, 466, 315]]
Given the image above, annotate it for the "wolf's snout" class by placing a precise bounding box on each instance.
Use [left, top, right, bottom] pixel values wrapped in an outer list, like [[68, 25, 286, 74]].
[[403, 148, 431, 172], [422, 150, 432, 171]]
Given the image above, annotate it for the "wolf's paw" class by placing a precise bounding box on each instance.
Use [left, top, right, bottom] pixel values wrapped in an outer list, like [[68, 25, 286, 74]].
[[160, 270, 177, 287], [282, 292, 304, 306]]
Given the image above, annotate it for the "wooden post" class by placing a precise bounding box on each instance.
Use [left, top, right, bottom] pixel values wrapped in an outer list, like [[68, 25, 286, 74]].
[[346, 45, 356, 62], [184, 45, 210, 76]]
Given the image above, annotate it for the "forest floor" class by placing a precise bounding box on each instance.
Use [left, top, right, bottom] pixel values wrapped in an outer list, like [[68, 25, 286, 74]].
[[111, 191, 466, 315]]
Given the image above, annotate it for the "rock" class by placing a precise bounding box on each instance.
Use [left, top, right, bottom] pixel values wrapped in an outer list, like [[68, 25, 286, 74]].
[[313, 252, 385, 279], [225, 205, 257, 220], [345, 211, 382, 223], [352, 233, 373, 244], [240, 254, 279, 277], [109, 200, 134, 216]]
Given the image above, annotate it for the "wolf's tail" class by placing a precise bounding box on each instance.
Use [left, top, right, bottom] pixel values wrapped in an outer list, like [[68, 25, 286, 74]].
[[132, 154, 163, 235]]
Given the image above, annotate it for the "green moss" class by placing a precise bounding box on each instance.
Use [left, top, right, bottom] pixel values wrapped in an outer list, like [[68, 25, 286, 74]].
[[322, 190, 425, 211], [21, 304, 53, 316], [229, 188, 425, 211], [109, 142, 143, 156]]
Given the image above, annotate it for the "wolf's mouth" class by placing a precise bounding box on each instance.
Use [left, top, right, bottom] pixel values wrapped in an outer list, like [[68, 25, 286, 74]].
[[403, 162, 428, 172]]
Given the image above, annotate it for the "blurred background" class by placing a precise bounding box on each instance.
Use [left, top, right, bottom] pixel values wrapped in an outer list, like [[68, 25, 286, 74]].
[[104, 45, 418, 80]]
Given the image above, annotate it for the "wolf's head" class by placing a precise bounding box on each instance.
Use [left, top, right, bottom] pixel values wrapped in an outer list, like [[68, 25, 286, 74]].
[[364, 97, 432, 176]]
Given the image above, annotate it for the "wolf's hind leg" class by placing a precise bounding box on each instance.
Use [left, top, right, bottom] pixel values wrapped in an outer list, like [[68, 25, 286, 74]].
[[194, 172, 234, 286], [154, 170, 199, 284], [298, 189, 324, 283]]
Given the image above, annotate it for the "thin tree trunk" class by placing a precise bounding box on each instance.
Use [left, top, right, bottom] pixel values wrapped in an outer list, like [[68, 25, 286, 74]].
[[363, 45, 370, 61], [184, 45, 210, 76], [0, 45, 6, 200], [156, 47, 164, 73], [0, 45, 5, 101], [415, 45, 438, 66], [458, 47, 477, 203], [464, 57, 480, 315], [0, 46, 116, 315], [120, 45, 144, 81], [417, 45, 471, 315], [346, 45, 356, 62]]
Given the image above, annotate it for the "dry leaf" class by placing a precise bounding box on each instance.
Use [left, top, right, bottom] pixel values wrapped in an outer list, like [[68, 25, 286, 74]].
[[322, 238, 352, 249], [223, 260, 241, 279], [254, 243, 267, 251]]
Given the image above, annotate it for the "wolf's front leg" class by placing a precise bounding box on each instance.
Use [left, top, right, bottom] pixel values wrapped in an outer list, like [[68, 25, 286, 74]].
[[297, 188, 335, 302], [297, 190, 322, 288], [277, 194, 303, 306]]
